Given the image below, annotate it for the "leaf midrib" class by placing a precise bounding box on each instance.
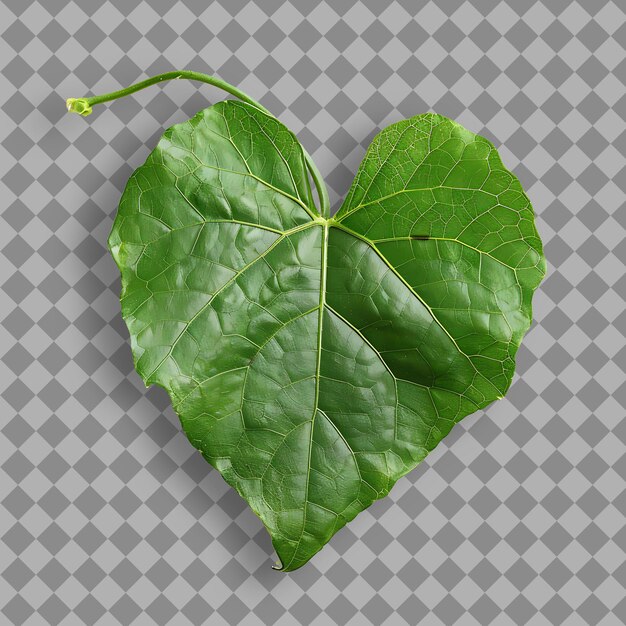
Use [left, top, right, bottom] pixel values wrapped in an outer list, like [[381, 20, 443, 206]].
[[279, 221, 329, 572]]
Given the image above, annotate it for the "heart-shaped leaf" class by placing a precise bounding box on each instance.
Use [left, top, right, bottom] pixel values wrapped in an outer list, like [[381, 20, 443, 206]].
[[109, 100, 545, 571]]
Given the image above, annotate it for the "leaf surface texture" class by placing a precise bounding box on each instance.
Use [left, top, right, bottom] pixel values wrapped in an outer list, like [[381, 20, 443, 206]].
[[109, 101, 545, 571]]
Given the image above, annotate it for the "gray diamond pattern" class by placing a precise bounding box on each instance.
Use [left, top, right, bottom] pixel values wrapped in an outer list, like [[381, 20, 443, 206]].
[[2, 1, 625, 624]]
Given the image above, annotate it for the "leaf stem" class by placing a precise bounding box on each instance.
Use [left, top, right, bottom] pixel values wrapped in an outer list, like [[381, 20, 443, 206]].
[[66, 70, 330, 219]]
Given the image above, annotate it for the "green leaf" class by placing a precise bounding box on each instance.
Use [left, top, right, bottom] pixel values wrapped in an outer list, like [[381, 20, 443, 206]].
[[109, 101, 545, 571]]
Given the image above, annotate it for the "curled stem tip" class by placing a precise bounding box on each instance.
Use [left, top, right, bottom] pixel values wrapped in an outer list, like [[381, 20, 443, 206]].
[[66, 98, 92, 116]]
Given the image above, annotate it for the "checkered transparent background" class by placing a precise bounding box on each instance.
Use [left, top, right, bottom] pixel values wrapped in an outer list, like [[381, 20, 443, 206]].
[[1, 1, 625, 624]]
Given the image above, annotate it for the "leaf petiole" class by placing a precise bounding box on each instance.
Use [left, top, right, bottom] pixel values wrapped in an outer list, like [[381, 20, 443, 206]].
[[66, 70, 330, 219]]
